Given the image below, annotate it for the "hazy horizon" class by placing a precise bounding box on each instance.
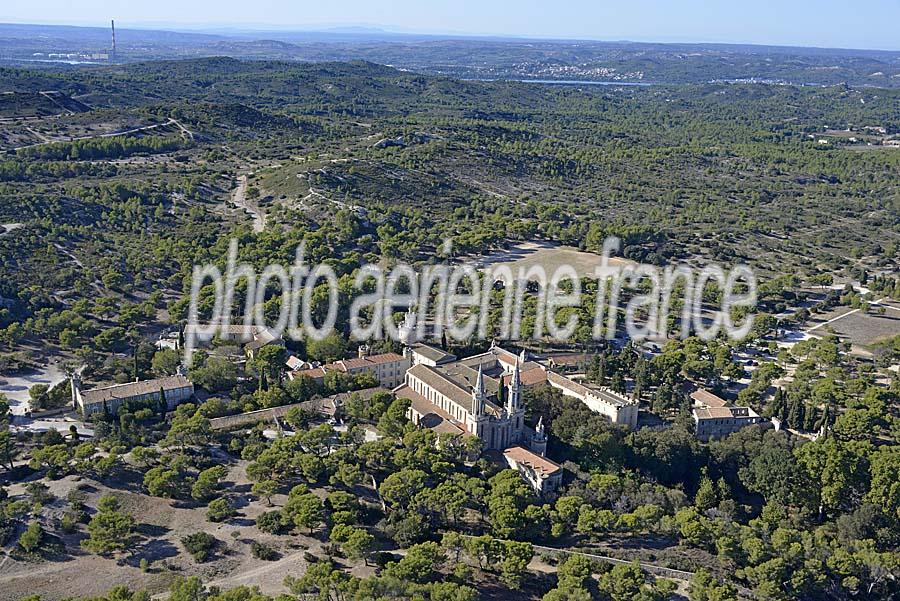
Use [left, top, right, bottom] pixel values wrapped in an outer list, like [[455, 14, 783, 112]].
[[2, 0, 899, 52]]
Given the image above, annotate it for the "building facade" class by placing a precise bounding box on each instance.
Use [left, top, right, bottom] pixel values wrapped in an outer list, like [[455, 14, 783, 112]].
[[326, 347, 411, 388], [72, 374, 194, 417], [396, 345, 529, 450], [691, 388, 763, 441], [503, 442, 563, 497], [286, 347, 411, 389]]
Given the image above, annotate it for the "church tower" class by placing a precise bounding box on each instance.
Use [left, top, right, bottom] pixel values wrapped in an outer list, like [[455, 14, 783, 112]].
[[531, 416, 548, 457], [507, 356, 521, 414], [506, 357, 526, 443], [398, 308, 417, 347], [467, 363, 491, 445], [473, 363, 487, 415]]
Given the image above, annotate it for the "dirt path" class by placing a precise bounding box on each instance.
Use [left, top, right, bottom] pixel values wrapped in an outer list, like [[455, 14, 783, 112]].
[[150, 548, 312, 599], [11, 118, 194, 151], [52, 242, 105, 294], [230, 175, 265, 232]]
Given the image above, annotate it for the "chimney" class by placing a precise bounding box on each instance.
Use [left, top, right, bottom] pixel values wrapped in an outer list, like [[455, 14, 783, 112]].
[[111, 20, 116, 58]]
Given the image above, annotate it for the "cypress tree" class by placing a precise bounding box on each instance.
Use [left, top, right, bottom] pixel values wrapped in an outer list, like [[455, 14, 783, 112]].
[[597, 353, 607, 386]]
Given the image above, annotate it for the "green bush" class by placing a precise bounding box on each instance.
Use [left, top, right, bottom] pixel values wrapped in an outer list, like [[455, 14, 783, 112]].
[[250, 541, 278, 561], [206, 498, 235, 523], [181, 532, 216, 562], [256, 510, 287, 534]]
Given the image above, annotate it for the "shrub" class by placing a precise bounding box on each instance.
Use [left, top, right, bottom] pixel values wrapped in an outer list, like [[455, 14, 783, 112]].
[[18, 522, 43, 554], [60, 513, 78, 533], [206, 498, 235, 523], [256, 510, 287, 534], [250, 541, 278, 561], [181, 532, 216, 562]]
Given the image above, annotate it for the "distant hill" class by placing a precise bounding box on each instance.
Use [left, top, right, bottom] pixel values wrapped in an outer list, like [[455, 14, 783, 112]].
[[1, 22, 899, 87]]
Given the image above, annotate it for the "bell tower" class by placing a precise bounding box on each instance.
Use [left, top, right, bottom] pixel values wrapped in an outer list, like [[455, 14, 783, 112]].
[[531, 416, 548, 457]]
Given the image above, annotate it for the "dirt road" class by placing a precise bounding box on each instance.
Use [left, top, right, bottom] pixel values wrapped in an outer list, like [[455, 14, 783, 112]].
[[230, 175, 265, 232]]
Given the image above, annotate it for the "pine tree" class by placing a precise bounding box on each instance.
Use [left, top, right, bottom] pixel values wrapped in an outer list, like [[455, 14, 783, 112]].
[[786, 395, 803, 429], [803, 404, 817, 432], [695, 469, 718, 511], [610, 371, 626, 394], [770, 387, 786, 420], [597, 353, 608, 386]]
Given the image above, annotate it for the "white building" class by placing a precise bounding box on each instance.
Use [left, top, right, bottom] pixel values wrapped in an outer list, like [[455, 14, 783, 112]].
[[544, 370, 639, 428], [397, 343, 639, 442], [691, 388, 763, 441], [396, 345, 529, 450], [287, 347, 411, 389], [407, 343, 457, 367], [72, 374, 194, 417], [325, 347, 411, 388], [503, 443, 563, 497]]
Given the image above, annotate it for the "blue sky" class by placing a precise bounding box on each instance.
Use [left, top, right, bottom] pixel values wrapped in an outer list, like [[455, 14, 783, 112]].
[[3, 0, 899, 51]]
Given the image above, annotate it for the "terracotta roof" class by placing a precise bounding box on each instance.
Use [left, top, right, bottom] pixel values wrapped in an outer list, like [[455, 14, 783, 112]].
[[80, 375, 192, 405], [410, 343, 456, 364], [330, 352, 406, 371], [501, 367, 548, 387], [246, 330, 284, 351], [503, 446, 562, 478], [693, 406, 760, 420], [691, 389, 729, 408], [286, 355, 309, 371], [406, 363, 476, 413], [289, 367, 327, 380], [458, 345, 521, 369], [546, 353, 589, 366], [394, 384, 466, 435]]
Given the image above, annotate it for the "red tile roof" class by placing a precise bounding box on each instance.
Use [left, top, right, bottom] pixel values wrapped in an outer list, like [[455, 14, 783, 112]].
[[503, 446, 562, 478], [690, 389, 729, 408]]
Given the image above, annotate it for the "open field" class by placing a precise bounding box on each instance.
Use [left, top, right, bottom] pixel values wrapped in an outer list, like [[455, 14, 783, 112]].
[[0, 463, 332, 601], [471, 241, 635, 279], [813, 304, 900, 347]]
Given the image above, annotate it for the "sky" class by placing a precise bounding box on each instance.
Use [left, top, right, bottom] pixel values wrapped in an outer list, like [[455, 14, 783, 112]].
[[2, 0, 899, 51]]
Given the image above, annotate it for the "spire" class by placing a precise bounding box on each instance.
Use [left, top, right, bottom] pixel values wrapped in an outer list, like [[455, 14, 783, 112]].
[[473, 363, 487, 415], [511, 355, 521, 389], [399, 308, 417, 346], [535, 416, 546, 440], [507, 356, 521, 414], [531, 415, 548, 457], [475, 362, 486, 396]]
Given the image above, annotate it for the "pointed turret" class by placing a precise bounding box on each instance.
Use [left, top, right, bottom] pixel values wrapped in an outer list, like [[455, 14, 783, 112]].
[[531, 415, 548, 456], [399, 308, 417, 346], [506, 356, 521, 414], [535, 416, 546, 440], [472, 363, 487, 415]]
